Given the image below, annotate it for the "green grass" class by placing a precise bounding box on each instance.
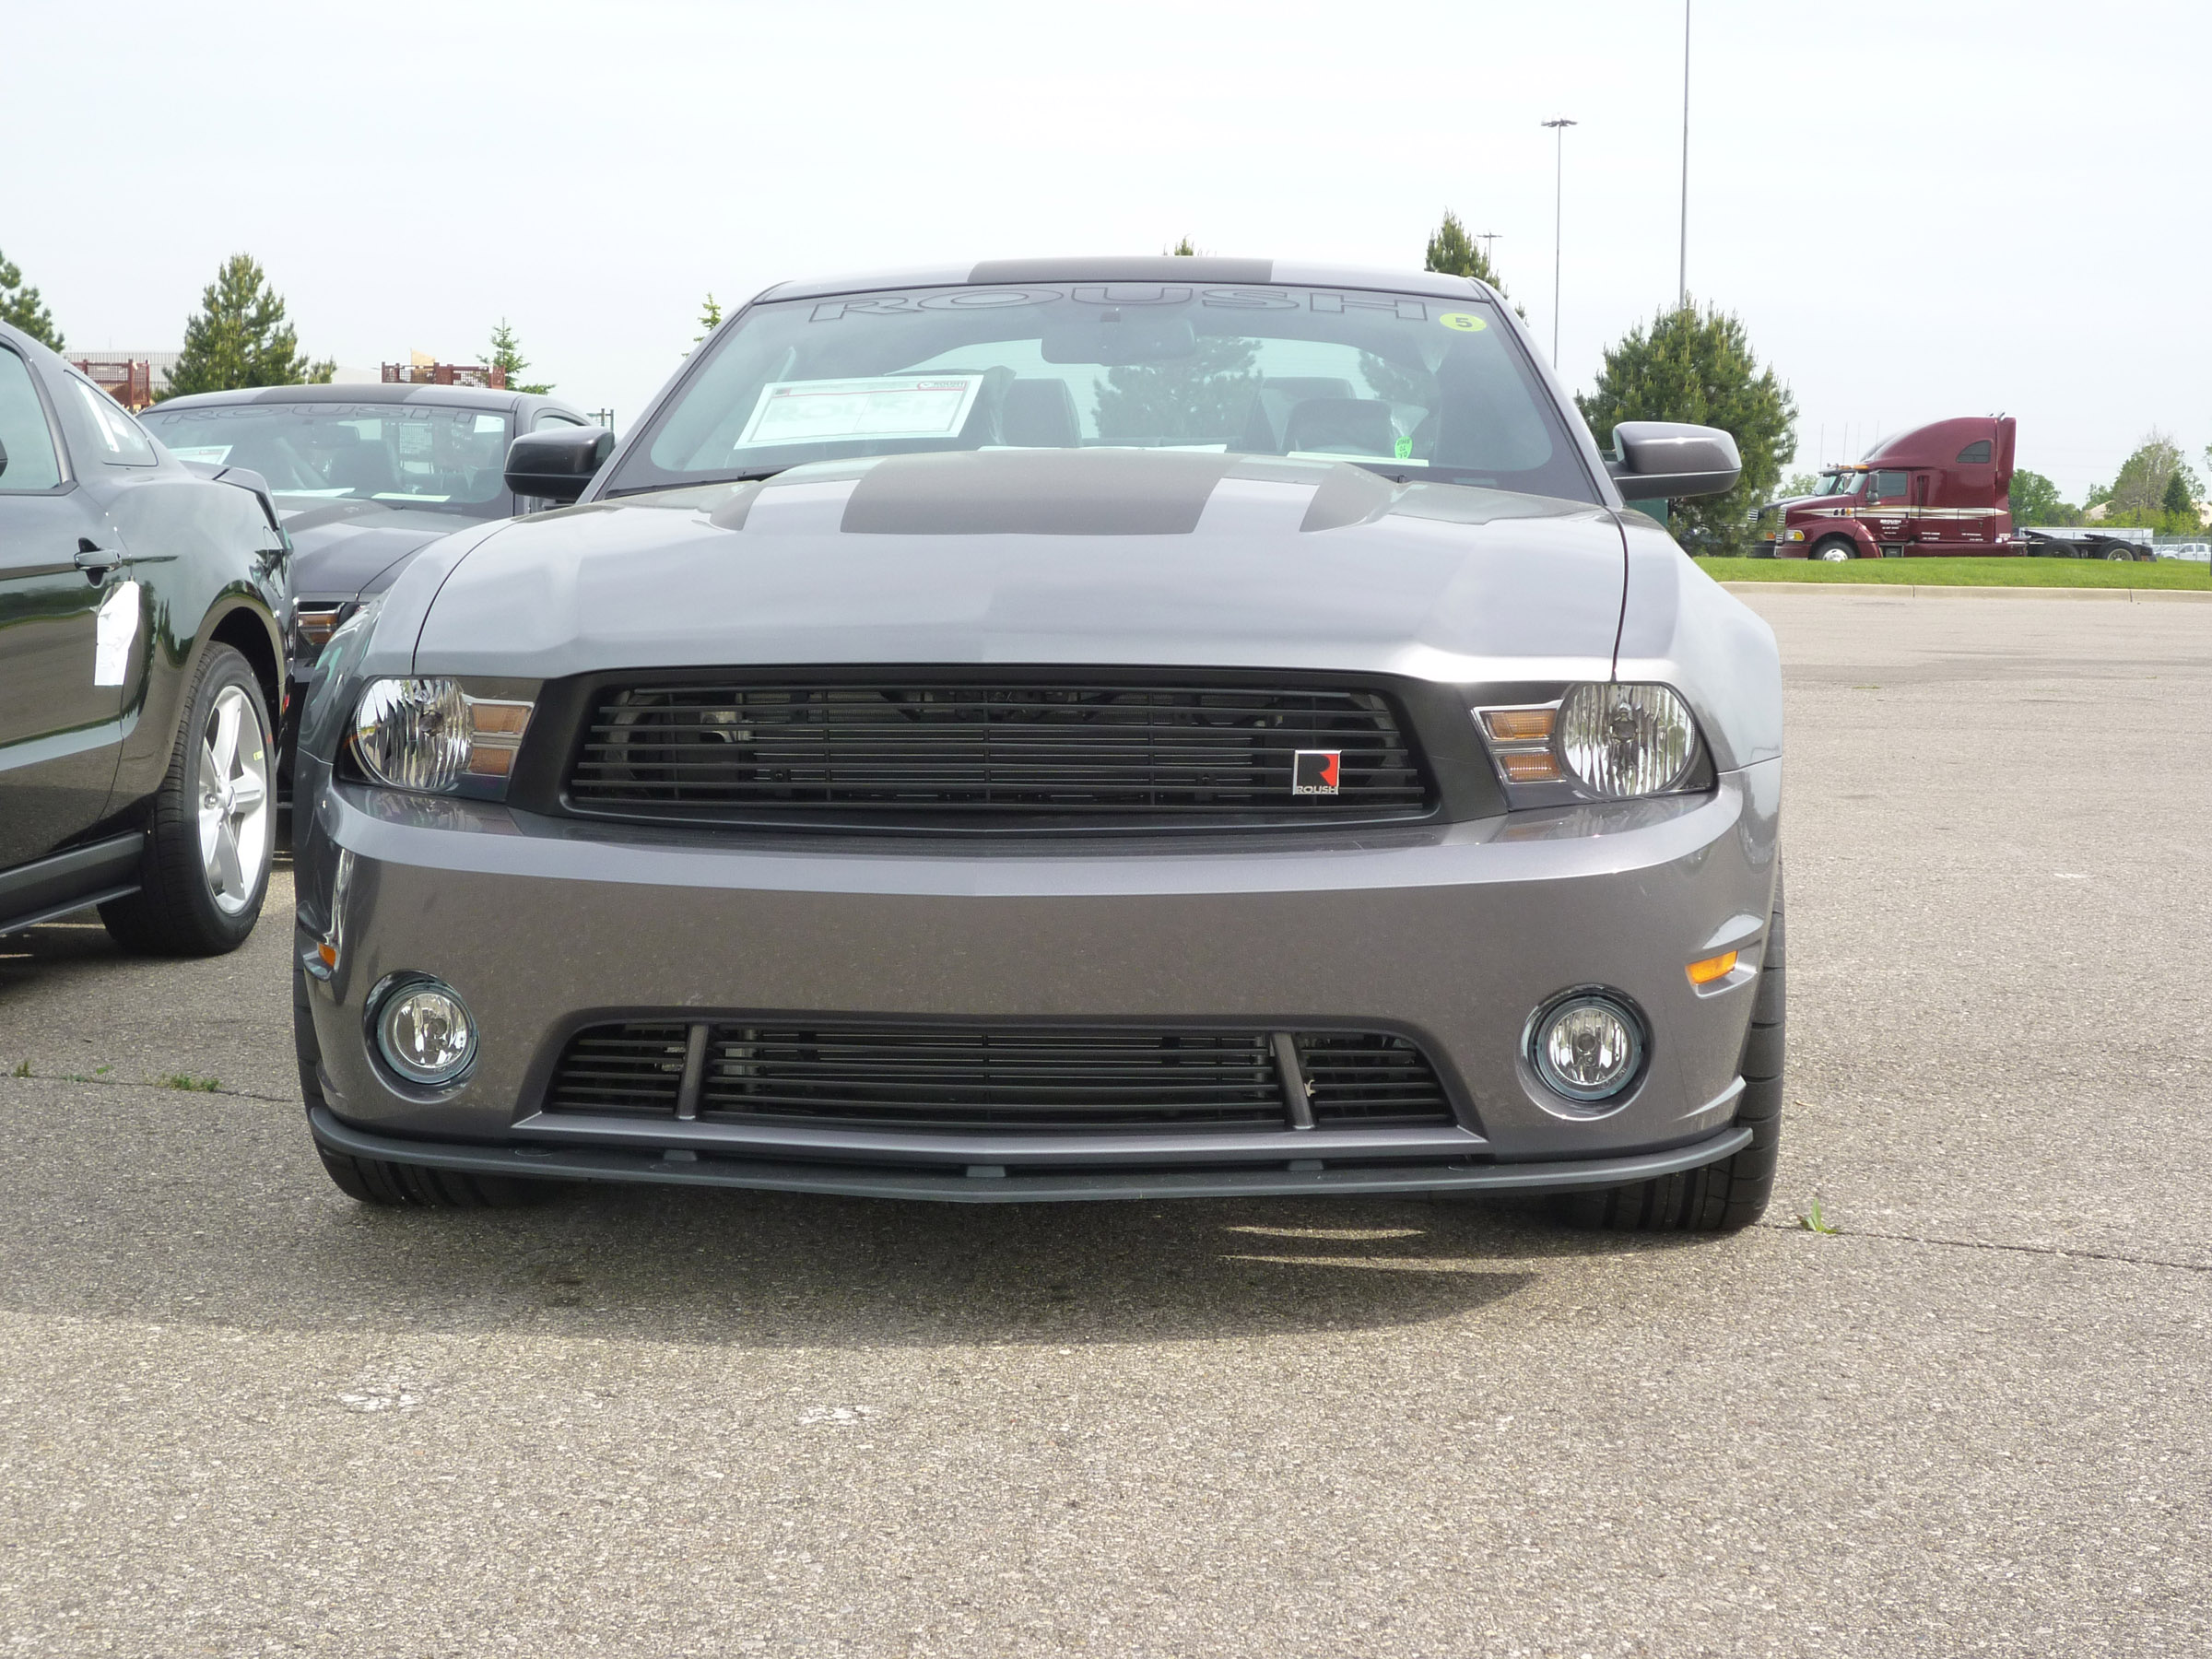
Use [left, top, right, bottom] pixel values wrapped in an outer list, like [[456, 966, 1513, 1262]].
[[1698, 556, 2210, 589], [1796, 1197, 1841, 1235], [159, 1074, 222, 1092]]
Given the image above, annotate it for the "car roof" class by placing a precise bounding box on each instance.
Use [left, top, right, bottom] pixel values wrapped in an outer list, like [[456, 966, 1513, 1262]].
[[150, 382, 549, 413], [759, 256, 1492, 304]]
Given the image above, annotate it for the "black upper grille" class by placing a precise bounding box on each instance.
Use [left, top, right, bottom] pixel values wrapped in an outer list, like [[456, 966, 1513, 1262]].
[[544, 1020, 1456, 1135], [562, 679, 1430, 828]]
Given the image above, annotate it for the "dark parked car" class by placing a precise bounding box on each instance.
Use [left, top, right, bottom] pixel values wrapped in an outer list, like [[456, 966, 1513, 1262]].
[[295, 257, 1783, 1230], [139, 382, 594, 805], [0, 322, 288, 952]]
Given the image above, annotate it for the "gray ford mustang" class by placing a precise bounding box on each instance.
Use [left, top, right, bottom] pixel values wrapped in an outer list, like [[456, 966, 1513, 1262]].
[[291, 256, 1784, 1230]]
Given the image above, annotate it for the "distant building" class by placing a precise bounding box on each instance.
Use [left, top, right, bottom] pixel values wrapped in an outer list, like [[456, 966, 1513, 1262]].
[[70, 352, 180, 409]]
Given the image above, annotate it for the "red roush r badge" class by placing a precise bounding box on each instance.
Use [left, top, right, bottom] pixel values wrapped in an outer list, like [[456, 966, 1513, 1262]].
[[1291, 750, 1341, 795]]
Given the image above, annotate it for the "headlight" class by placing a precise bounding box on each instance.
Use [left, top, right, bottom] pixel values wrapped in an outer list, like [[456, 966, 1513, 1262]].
[[1474, 682, 1705, 803], [1557, 683, 1700, 798], [350, 677, 536, 799]]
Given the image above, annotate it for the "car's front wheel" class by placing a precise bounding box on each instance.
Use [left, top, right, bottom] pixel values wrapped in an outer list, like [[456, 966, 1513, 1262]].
[[293, 960, 548, 1209], [100, 644, 275, 956], [1559, 874, 1786, 1233]]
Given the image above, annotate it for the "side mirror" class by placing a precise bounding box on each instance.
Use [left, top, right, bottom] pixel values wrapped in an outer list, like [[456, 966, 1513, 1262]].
[[1606, 420, 1741, 500], [0, 436, 8, 479], [504, 427, 615, 505]]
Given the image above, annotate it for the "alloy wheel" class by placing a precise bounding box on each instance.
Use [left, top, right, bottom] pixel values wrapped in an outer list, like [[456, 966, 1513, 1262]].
[[198, 685, 271, 915]]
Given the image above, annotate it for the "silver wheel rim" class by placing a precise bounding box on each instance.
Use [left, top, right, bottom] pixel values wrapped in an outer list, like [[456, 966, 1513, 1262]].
[[1818, 545, 1851, 561], [197, 685, 270, 915]]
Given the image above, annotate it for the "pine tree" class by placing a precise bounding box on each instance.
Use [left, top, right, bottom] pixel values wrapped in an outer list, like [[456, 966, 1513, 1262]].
[[1577, 302, 1798, 551], [0, 249, 65, 350], [1424, 212, 1509, 297], [488, 318, 552, 394], [692, 293, 724, 352], [1167, 238, 1198, 256], [161, 254, 332, 399]]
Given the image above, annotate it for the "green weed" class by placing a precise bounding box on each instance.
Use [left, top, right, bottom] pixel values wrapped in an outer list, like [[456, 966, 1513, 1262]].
[[160, 1075, 221, 1093], [1796, 1197, 1841, 1235]]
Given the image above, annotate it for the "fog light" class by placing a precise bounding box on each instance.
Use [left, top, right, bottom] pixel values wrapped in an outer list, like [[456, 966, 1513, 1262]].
[[373, 979, 477, 1085], [1531, 993, 1643, 1102]]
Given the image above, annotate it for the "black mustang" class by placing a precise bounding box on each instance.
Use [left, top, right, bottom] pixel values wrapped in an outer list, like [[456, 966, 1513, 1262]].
[[0, 322, 288, 953]]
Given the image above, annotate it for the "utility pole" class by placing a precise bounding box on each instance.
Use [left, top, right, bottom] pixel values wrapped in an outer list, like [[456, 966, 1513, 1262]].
[[1678, 1, 1691, 311], [1476, 230, 1501, 270], [1542, 118, 1577, 365]]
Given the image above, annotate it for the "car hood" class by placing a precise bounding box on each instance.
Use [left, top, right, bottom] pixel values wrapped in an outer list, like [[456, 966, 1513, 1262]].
[[408, 451, 1630, 685], [284, 500, 488, 599]]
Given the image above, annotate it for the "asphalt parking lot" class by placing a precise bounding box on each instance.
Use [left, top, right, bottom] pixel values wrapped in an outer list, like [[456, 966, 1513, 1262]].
[[2, 591, 2206, 1657]]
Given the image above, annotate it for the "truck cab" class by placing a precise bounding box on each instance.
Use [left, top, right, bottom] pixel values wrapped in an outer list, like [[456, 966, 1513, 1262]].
[[1760, 416, 2017, 559]]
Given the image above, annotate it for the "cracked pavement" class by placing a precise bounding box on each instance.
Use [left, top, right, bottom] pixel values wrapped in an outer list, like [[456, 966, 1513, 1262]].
[[0, 592, 2206, 1656]]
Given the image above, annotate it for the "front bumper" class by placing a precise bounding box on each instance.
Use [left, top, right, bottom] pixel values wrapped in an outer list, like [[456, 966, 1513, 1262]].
[[308, 1103, 1754, 1203], [297, 758, 1781, 1185]]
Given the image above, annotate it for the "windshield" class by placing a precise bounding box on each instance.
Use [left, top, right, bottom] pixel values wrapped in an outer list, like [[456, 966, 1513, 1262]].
[[1814, 469, 1865, 497], [139, 402, 514, 516], [609, 283, 1596, 502]]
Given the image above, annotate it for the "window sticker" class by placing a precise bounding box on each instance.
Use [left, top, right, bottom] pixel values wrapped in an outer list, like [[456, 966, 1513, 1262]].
[[93, 582, 140, 687], [735, 376, 984, 449], [1439, 312, 1488, 332], [166, 444, 233, 465]]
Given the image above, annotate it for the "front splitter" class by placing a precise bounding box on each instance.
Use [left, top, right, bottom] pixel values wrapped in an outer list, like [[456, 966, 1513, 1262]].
[[307, 1106, 1751, 1205]]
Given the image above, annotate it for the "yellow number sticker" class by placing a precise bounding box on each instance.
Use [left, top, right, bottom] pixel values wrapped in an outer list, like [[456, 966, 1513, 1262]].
[[1439, 312, 1488, 332]]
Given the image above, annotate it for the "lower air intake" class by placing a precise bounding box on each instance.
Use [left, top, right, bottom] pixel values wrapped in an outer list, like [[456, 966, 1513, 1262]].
[[545, 1021, 1454, 1133]]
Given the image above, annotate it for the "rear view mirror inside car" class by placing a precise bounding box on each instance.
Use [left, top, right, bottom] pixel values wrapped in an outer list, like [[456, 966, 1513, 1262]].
[[1040, 316, 1196, 365]]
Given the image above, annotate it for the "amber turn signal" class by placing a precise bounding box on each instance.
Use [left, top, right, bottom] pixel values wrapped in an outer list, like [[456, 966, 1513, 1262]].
[[1482, 708, 1555, 744], [1499, 750, 1564, 782], [1686, 950, 1738, 986]]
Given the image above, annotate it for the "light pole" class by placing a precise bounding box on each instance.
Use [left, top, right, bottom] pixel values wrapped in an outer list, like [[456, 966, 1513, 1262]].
[[1542, 117, 1577, 365], [1678, 0, 1691, 311]]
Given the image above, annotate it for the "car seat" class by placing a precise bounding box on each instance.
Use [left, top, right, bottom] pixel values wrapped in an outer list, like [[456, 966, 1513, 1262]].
[[324, 432, 399, 497], [1000, 378, 1081, 448]]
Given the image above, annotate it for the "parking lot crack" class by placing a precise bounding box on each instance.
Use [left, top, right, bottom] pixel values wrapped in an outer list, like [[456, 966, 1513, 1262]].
[[1759, 1220, 2211, 1276], [2, 1073, 297, 1107]]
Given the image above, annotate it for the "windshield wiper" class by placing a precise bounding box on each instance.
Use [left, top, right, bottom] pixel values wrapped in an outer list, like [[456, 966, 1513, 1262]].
[[604, 465, 795, 498]]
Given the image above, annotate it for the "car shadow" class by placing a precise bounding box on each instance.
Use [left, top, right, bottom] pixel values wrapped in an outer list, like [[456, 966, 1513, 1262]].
[[0, 1083, 1602, 1344]]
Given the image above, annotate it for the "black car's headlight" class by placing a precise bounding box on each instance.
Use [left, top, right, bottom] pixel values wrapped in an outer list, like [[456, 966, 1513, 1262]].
[[1474, 683, 1707, 804], [348, 677, 537, 799]]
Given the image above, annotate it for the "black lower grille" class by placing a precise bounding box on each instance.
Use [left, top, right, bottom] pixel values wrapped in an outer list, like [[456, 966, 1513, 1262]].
[[545, 1021, 1455, 1134], [1297, 1033, 1456, 1125], [562, 678, 1430, 829], [547, 1023, 690, 1115]]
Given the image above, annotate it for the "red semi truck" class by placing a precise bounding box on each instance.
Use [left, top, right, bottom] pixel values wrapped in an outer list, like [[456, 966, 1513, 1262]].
[[1756, 415, 2150, 561]]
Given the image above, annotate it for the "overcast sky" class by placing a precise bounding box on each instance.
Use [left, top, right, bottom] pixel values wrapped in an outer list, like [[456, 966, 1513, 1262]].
[[6, 0, 2204, 498]]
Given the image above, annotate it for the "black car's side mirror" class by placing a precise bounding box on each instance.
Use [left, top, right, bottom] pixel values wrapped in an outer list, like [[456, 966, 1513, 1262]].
[[1606, 420, 1741, 501], [505, 427, 615, 505]]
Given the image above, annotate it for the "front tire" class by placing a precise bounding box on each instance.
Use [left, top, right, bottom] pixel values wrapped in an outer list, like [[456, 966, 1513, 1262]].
[[294, 960, 547, 1209], [1811, 536, 1856, 562], [1559, 873, 1786, 1233], [100, 644, 275, 956]]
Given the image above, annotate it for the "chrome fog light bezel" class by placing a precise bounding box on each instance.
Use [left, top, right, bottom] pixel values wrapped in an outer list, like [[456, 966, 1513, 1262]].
[[1524, 988, 1648, 1107], [367, 974, 479, 1088]]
